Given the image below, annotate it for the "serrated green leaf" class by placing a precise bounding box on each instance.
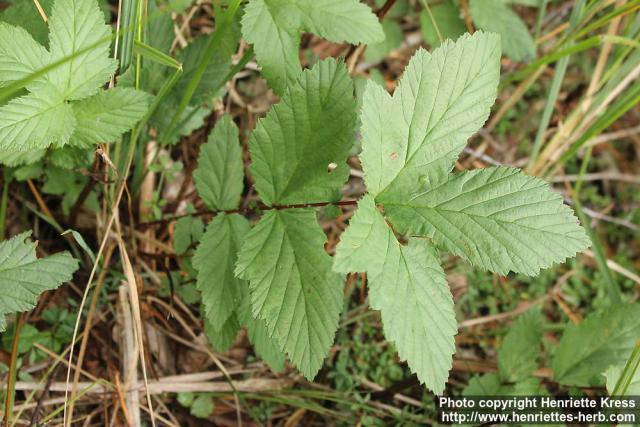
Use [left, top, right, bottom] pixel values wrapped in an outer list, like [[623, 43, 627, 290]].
[[0, 0, 54, 46], [334, 195, 456, 393], [46, 0, 117, 100], [70, 87, 151, 147], [48, 146, 93, 169], [241, 0, 383, 94], [469, 0, 535, 61], [248, 59, 357, 206], [193, 214, 250, 331], [204, 312, 240, 352], [193, 115, 244, 211], [0, 146, 45, 167], [0, 88, 75, 151], [235, 209, 342, 379], [552, 303, 640, 387], [0, 231, 79, 331], [173, 216, 204, 254], [360, 32, 500, 198], [237, 297, 286, 372], [420, 1, 466, 47], [498, 308, 544, 382], [0, 22, 50, 88], [463, 373, 508, 395], [384, 167, 590, 275], [190, 394, 215, 419]]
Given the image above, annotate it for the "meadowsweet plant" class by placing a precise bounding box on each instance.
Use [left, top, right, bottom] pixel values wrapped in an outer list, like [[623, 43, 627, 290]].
[[0, 0, 150, 167], [192, 28, 591, 392], [0, 0, 593, 397]]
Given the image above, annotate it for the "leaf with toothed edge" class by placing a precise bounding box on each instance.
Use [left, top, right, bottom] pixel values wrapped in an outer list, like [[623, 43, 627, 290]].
[[334, 195, 457, 393], [235, 209, 343, 379], [0, 231, 79, 331]]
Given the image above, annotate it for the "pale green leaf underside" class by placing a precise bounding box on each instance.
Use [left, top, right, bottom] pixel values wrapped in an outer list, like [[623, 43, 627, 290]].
[[241, 0, 383, 94], [552, 303, 640, 387], [360, 32, 501, 199], [46, 0, 117, 100], [236, 209, 342, 378], [605, 364, 640, 395], [193, 115, 244, 211], [248, 59, 357, 205], [0, 231, 79, 331], [0, 89, 75, 151], [334, 195, 457, 393], [384, 167, 590, 276], [71, 87, 151, 147], [469, 0, 535, 61], [193, 214, 250, 331], [0, 22, 50, 89]]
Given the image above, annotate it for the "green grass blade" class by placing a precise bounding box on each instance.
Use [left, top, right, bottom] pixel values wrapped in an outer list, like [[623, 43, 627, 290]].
[[133, 40, 182, 70], [161, 0, 242, 142], [527, 0, 585, 168], [612, 341, 640, 396], [572, 146, 622, 305]]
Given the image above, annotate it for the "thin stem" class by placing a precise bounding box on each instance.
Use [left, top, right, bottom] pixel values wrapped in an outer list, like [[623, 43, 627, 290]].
[[4, 313, 24, 427], [139, 199, 360, 228], [572, 146, 622, 305], [527, 0, 585, 170], [420, 0, 443, 44]]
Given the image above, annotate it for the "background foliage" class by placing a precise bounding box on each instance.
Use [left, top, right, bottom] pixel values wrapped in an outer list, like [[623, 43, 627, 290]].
[[0, 0, 639, 425]]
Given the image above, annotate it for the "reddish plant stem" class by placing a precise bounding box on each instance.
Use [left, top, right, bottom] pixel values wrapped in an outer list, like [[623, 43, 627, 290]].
[[138, 199, 359, 228]]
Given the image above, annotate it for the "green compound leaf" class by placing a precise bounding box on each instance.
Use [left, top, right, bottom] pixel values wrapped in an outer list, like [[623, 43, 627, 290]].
[[241, 0, 383, 94], [0, 0, 146, 153], [46, 0, 117, 100], [384, 167, 590, 276], [552, 303, 640, 387], [469, 0, 535, 61], [193, 115, 244, 211], [360, 32, 501, 198], [498, 308, 544, 382], [0, 22, 50, 88], [0, 0, 54, 46], [0, 231, 79, 331], [70, 87, 151, 147], [334, 195, 457, 393], [237, 297, 286, 372], [236, 209, 342, 379], [204, 312, 240, 352], [193, 214, 250, 332], [0, 89, 75, 151], [248, 59, 357, 206]]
